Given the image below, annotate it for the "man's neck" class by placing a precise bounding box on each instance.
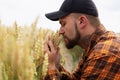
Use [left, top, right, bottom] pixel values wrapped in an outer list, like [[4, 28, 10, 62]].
[[78, 24, 106, 49], [78, 34, 92, 49]]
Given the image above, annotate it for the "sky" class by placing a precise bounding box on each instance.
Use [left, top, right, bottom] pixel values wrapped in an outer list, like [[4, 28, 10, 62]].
[[0, 0, 120, 33]]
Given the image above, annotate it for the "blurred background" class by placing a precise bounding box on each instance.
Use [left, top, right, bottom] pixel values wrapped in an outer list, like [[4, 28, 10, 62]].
[[0, 0, 120, 33], [0, 0, 120, 73]]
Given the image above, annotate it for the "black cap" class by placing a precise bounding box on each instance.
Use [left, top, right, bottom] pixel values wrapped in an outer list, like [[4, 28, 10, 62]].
[[45, 0, 98, 21]]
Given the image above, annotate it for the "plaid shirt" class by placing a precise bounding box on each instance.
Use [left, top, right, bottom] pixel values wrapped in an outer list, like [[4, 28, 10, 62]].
[[45, 25, 120, 80]]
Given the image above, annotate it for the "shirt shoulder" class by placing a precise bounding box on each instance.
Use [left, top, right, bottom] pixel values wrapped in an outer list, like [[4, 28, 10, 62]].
[[88, 31, 120, 60]]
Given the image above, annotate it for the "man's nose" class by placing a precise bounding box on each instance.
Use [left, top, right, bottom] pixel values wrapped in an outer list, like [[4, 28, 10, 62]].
[[59, 27, 64, 35]]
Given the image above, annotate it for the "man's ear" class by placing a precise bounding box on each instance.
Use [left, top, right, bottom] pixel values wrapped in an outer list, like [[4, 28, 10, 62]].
[[77, 15, 87, 29]]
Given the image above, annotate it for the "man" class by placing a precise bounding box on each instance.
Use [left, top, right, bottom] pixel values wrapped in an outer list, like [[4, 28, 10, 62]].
[[44, 0, 120, 80]]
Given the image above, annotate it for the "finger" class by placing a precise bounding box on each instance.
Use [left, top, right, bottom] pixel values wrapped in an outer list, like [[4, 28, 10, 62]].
[[44, 41, 50, 54], [56, 47, 60, 55], [48, 39, 55, 52], [56, 48, 60, 62], [56, 47, 60, 68], [56, 47, 60, 60], [48, 36, 50, 41]]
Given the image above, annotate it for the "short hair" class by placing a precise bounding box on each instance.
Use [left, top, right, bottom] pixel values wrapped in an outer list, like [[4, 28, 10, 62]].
[[72, 13, 101, 28], [85, 14, 101, 27]]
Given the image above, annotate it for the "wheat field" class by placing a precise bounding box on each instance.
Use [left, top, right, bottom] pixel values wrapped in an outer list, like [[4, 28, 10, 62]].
[[0, 18, 63, 80]]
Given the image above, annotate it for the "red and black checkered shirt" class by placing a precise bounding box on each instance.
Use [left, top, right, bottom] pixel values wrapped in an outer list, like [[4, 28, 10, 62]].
[[45, 25, 120, 80]]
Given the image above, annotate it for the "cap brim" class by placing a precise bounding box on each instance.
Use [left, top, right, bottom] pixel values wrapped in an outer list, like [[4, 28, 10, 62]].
[[45, 11, 69, 21]]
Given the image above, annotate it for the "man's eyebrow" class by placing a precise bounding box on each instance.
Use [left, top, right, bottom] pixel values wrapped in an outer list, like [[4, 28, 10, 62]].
[[59, 20, 64, 24], [59, 20, 63, 24]]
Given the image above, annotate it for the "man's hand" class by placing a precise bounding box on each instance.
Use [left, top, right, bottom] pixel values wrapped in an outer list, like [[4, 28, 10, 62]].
[[44, 38, 60, 70]]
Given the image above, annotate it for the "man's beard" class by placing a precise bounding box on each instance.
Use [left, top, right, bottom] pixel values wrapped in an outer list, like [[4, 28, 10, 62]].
[[66, 23, 81, 49]]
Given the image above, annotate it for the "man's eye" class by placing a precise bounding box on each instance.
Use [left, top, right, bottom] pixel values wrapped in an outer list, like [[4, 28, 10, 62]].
[[62, 23, 65, 26]]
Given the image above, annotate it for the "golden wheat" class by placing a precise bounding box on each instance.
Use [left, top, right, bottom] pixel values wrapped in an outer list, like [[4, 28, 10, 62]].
[[0, 18, 63, 80]]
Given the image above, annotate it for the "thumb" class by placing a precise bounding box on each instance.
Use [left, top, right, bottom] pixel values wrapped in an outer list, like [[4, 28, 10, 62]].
[[56, 47, 60, 62], [56, 47, 60, 55], [56, 47, 61, 69]]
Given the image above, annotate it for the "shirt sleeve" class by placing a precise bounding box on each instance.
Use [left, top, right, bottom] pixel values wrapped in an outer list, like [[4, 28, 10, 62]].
[[45, 54, 119, 80], [80, 51, 120, 80], [44, 69, 60, 80], [45, 60, 84, 80], [45, 51, 120, 80]]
